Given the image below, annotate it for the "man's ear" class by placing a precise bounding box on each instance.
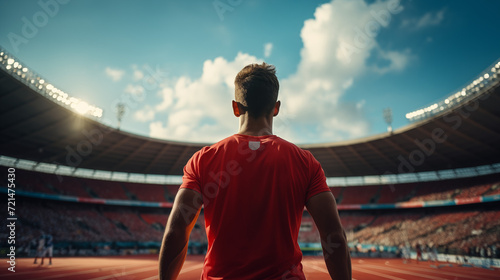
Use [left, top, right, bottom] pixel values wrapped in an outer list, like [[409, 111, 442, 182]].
[[273, 100, 281, 117], [232, 100, 240, 117]]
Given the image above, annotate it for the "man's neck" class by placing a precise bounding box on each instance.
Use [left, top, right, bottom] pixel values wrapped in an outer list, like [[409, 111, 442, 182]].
[[237, 114, 273, 136]]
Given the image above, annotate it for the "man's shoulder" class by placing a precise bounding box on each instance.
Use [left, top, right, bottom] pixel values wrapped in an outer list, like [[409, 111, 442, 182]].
[[206, 135, 236, 150], [191, 135, 236, 157], [274, 136, 315, 158]]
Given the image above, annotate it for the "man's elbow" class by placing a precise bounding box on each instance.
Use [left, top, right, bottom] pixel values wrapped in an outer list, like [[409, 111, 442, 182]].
[[320, 230, 348, 253]]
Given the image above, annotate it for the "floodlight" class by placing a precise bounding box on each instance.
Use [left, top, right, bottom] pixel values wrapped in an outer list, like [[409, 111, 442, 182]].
[[75, 102, 90, 115]]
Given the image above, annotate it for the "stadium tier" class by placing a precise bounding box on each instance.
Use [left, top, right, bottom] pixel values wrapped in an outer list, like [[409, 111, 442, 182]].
[[123, 182, 170, 202], [11, 168, 500, 205], [337, 185, 380, 204], [1, 167, 499, 258], [87, 180, 129, 200]]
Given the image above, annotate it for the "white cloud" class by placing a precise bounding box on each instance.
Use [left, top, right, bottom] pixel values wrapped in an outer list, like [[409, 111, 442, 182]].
[[372, 48, 411, 74], [125, 84, 144, 95], [132, 65, 144, 81], [278, 0, 408, 142], [402, 9, 445, 29], [134, 105, 155, 122], [105, 67, 125, 82], [342, 78, 354, 90], [416, 10, 444, 28], [148, 52, 262, 142], [132, 83, 173, 123], [155, 87, 174, 111], [264, 43, 273, 58], [145, 0, 410, 143]]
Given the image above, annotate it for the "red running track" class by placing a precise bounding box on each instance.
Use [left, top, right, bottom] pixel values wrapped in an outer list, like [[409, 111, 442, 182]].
[[1, 255, 498, 279]]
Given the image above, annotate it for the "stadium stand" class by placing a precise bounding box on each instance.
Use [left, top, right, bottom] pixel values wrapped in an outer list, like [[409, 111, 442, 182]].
[[8, 170, 499, 255], [340, 213, 376, 232], [337, 185, 380, 204], [10, 191, 498, 258], [6, 169, 500, 256], [377, 183, 416, 203], [102, 210, 162, 241], [454, 183, 492, 199], [164, 185, 179, 202], [50, 175, 93, 198], [141, 213, 168, 229], [298, 215, 320, 243], [350, 208, 500, 256], [410, 180, 464, 202], [86, 179, 129, 200], [124, 182, 168, 202], [15, 169, 57, 194], [485, 183, 500, 195]]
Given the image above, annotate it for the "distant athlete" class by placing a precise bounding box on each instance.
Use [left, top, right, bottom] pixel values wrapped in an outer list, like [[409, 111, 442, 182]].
[[159, 63, 351, 279], [429, 243, 438, 267], [41, 234, 54, 265], [415, 242, 423, 264], [401, 242, 411, 264], [33, 234, 45, 264]]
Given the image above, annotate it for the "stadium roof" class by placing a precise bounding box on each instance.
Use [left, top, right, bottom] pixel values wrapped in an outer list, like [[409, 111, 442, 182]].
[[1, 51, 500, 177]]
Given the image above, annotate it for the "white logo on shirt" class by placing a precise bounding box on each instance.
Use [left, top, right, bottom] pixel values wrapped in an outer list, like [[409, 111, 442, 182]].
[[249, 141, 260, 151]]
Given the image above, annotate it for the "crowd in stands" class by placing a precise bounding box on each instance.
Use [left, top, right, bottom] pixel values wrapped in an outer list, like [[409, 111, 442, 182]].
[[331, 173, 500, 205], [15, 200, 157, 243], [2, 169, 499, 257], [6, 197, 498, 258], [87, 180, 129, 200], [13, 169, 177, 202], [337, 185, 380, 204], [298, 215, 320, 243], [348, 210, 500, 257], [123, 183, 168, 202]]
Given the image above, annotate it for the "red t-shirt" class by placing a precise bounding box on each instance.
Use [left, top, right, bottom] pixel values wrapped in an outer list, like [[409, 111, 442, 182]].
[[180, 134, 330, 279]]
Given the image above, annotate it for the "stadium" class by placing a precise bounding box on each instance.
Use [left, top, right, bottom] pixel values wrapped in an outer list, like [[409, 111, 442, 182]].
[[1, 40, 500, 280], [1, 1, 500, 279]]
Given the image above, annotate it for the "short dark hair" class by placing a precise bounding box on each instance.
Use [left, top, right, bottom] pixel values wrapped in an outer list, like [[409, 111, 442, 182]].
[[234, 63, 279, 118]]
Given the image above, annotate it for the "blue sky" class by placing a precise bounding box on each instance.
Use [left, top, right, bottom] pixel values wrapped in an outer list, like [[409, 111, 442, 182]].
[[1, 0, 499, 144]]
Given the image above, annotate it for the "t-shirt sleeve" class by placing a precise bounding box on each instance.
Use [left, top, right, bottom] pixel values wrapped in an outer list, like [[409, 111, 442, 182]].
[[179, 149, 203, 193], [305, 152, 330, 202]]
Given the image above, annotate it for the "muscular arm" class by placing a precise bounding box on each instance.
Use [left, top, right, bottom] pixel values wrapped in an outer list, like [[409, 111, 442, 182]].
[[306, 191, 352, 280], [159, 188, 202, 280]]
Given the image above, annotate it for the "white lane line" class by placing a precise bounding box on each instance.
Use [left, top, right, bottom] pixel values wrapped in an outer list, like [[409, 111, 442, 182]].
[[88, 266, 157, 280], [13, 263, 122, 276], [141, 263, 203, 280], [35, 264, 145, 279], [354, 267, 406, 280], [442, 266, 500, 278], [361, 264, 447, 280], [308, 264, 329, 274], [307, 263, 359, 280], [179, 263, 203, 274], [384, 263, 483, 279], [302, 259, 359, 280]]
